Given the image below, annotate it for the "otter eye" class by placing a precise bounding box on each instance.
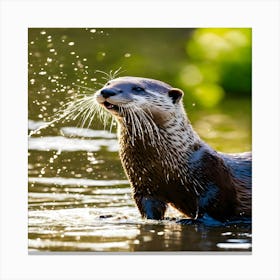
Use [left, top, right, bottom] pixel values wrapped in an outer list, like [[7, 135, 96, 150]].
[[132, 86, 144, 92]]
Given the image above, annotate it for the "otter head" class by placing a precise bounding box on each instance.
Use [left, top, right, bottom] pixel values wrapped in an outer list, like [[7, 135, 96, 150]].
[[95, 76, 184, 125]]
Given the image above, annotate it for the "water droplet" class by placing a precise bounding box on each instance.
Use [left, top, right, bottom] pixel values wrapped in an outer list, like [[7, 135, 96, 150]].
[[40, 30, 46, 35], [124, 53, 131, 58], [47, 57, 52, 63], [70, 51, 75, 55], [38, 71, 47, 75], [30, 79, 35, 85], [49, 48, 55, 53], [77, 61, 83, 68], [90, 29, 96, 33], [68, 42, 75, 46]]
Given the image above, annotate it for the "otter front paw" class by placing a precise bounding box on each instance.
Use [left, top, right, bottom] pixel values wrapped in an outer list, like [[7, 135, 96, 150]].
[[136, 197, 167, 220]]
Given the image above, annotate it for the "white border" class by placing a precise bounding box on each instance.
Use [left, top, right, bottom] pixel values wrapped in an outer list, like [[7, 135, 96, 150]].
[[1, 0, 279, 279]]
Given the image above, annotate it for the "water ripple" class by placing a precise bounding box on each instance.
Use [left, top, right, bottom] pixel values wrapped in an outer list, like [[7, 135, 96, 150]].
[[29, 176, 129, 186], [28, 136, 119, 152]]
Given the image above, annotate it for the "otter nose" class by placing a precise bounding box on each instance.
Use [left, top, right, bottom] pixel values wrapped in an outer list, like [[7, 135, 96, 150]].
[[100, 88, 117, 99]]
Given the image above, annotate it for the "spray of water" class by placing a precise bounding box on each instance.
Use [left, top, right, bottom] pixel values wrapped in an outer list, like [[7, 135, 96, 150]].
[[28, 68, 124, 137]]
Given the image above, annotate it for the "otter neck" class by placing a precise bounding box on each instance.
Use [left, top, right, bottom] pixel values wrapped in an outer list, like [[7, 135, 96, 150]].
[[118, 107, 201, 170]]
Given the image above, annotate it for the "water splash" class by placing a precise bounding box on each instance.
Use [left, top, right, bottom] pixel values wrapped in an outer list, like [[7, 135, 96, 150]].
[[28, 67, 126, 138]]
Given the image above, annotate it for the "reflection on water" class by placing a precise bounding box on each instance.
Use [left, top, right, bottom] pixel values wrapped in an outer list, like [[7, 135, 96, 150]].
[[28, 120, 251, 252]]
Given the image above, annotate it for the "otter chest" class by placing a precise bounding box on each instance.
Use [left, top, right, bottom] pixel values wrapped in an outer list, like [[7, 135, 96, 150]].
[[119, 139, 188, 195]]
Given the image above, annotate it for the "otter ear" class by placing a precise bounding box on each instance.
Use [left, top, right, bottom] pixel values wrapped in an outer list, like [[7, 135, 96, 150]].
[[168, 88, 184, 104]]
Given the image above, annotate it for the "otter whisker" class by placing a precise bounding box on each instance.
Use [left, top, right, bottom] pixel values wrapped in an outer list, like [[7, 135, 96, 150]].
[[66, 98, 91, 115], [93, 81, 107, 87], [109, 69, 117, 80], [86, 102, 101, 129], [136, 107, 161, 146], [112, 67, 125, 79], [129, 105, 145, 143], [95, 70, 111, 79], [119, 103, 160, 148], [96, 103, 113, 130], [129, 107, 138, 146], [100, 76, 110, 82], [79, 101, 96, 129], [140, 111, 157, 137], [136, 107, 178, 165], [133, 108, 153, 146], [127, 106, 140, 144], [126, 108, 136, 146], [109, 70, 114, 80], [95, 67, 125, 85], [109, 117, 116, 134], [119, 107, 130, 137], [62, 97, 95, 124]]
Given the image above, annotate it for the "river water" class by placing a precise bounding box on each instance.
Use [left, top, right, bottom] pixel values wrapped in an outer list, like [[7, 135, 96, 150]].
[[28, 120, 251, 253]]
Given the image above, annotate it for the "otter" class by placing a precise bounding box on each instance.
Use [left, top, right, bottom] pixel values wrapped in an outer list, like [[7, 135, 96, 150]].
[[95, 76, 251, 225]]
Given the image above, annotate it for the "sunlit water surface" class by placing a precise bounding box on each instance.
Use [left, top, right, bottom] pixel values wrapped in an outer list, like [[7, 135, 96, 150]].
[[28, 121, 251, 253]]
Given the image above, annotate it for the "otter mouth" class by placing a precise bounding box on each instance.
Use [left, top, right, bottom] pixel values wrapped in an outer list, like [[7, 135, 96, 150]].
[[103, 101, 120, 112]]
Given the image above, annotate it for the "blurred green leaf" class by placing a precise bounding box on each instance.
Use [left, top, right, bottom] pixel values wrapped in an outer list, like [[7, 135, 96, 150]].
[[181, 28, 251, 107]]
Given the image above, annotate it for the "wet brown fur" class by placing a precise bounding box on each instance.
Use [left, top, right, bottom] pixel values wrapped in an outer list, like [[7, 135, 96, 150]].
[[95, 76, 252, 222]]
